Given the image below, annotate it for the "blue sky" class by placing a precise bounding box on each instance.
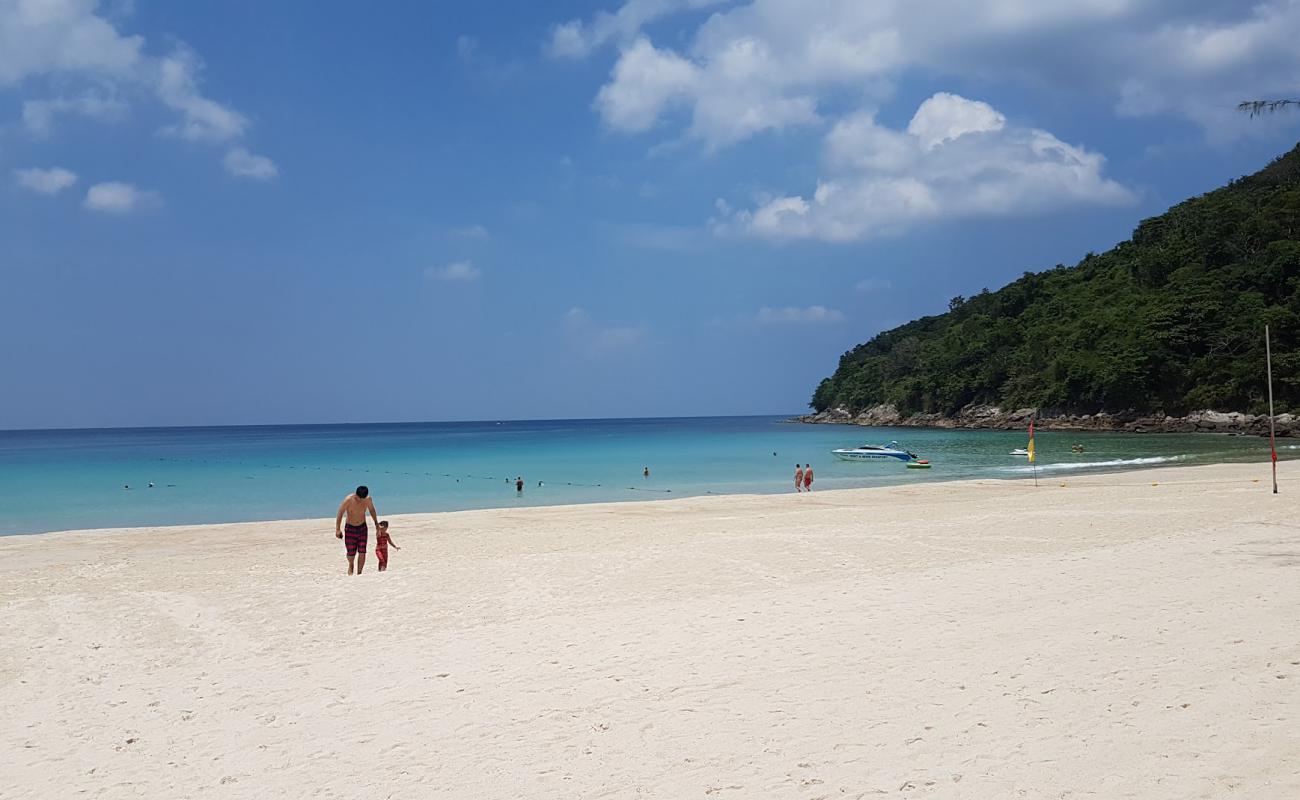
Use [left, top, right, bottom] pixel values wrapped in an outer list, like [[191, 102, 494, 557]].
[[3, 0, 1300, 429]]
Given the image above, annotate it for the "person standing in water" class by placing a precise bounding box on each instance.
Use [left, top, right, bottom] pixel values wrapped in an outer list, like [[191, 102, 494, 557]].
[[335, 485, 381, 575], [515, 476, 524, 493], [794, 464, 804, 492], [803, 464, 814, 492], [643, 466, 650, 478]]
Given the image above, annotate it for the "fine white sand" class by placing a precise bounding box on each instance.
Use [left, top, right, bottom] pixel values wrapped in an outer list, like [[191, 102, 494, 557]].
[[2, 462, 1297, 799]]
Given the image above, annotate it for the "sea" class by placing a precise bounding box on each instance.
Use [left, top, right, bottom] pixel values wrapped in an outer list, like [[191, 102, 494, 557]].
[[0, 416, 1287, 536]]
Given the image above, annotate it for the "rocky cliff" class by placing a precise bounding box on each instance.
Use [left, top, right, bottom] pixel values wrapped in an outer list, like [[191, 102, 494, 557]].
[[793, 404, 1297, 437]]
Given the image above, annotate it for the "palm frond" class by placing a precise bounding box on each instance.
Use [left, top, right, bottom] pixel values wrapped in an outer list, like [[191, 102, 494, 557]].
[[1238, 99, 1300, 117]]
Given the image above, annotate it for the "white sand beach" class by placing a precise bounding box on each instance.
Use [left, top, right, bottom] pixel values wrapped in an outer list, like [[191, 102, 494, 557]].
[[2, 462, 1297, 799]]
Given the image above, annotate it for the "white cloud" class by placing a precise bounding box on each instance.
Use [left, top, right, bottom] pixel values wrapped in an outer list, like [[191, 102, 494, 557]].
[[0, 0, 143, 85], [83, 180, 152, 213], [564, 307, 647, 357], [425, 261, 481, 282], [0, 0, 271, 170], [155, 47, 247, 142], [22, 92, 127, 135], [756, 305, 846, 324], [223, 147, 278, 180], [1111, 3, 1300, 134], [595, 37, 699, 132], [547, 0, 728, 59], [716, 93, 1133, 242], [907, 93, 1005, 150], [566, 0, 1300, 148], [14, 166, 77, 194]]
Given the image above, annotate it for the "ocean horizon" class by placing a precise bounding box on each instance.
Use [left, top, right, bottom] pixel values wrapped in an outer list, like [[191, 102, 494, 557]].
[[0, 414, 1285, 537]]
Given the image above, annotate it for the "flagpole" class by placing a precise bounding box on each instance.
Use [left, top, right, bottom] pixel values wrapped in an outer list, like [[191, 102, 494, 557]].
[[1031, 413, 1038, 488], [1266, 325, 1278, 494]]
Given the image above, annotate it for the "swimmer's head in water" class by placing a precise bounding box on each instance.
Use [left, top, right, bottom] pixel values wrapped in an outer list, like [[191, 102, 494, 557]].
[[356, 485, 369, 498]]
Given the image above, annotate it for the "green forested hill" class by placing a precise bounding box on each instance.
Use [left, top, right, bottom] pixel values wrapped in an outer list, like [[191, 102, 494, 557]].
[[811, 144, 1300, 417]]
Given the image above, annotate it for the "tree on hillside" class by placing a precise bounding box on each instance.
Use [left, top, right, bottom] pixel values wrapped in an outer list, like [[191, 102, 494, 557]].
[[810, 144, 1300, 417]]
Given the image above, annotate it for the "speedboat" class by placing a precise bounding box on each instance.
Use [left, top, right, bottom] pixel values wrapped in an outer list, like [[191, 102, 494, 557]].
[[832, 441, 918, 462], [1010, 448, 1029, 456]]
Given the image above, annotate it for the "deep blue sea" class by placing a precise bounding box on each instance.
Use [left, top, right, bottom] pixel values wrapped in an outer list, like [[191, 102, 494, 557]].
[[0, 416, 1286, 536]]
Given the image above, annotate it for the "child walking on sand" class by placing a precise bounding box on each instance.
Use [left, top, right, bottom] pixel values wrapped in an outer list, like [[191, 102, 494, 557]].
[[375, 521, 400, 572]]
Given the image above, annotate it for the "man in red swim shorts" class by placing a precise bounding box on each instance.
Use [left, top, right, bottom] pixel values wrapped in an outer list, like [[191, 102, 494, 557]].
[[335, 485, 381, 575]]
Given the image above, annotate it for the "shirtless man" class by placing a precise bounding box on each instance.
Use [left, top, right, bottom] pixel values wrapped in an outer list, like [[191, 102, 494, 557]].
[[335, 485, 381, 575]]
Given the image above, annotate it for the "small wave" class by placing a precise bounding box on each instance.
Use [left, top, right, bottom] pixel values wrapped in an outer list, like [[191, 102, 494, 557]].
[[999, 455, 1189, 474]]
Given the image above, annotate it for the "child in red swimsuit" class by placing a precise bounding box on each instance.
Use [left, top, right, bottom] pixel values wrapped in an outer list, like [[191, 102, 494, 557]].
[[374, 521, 400, 571]]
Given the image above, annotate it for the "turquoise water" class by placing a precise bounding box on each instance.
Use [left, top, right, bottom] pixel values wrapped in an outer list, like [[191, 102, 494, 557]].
[[0, 416, 1286, 536]]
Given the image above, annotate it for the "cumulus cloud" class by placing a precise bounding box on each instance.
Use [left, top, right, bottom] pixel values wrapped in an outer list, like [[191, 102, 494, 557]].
[[1, 0, 271, 171], [907, 93, 1005, 150], [715, 93, 1133, 242], [425, 261, 482, 282], [755, 305, 846, 324], [564, 307, 647, 357], [83, 181, 153, 213], [0, 0, 143, 85], [223, 147, 278, 180], [595, 37, 700, 132], [566, 0, 1300, 147], [14, 166, 77, 195]]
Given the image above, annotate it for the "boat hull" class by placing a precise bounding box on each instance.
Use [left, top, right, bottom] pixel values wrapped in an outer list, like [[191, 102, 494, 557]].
[[832, 450, 914, 463]]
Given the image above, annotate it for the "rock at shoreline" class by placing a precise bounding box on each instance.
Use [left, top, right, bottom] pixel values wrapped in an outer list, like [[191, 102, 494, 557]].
[[792, 404, 1296, 438]]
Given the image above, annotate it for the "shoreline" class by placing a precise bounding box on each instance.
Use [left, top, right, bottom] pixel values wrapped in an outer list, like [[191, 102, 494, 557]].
[[794, 404, 1298, 436], [1, 457, 1285, 541], [3, 460, 1296, 798]]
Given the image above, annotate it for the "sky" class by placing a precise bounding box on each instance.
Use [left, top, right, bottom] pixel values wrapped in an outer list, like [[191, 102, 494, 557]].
[[3, 0, 1300, 429]]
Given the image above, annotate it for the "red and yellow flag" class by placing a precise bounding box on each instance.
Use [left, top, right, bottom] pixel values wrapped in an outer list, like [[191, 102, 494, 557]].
[[1027, 419, 1036, 463]]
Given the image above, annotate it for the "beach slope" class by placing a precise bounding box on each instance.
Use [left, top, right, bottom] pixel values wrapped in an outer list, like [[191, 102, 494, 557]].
[[2, 463, 1297, 798]]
